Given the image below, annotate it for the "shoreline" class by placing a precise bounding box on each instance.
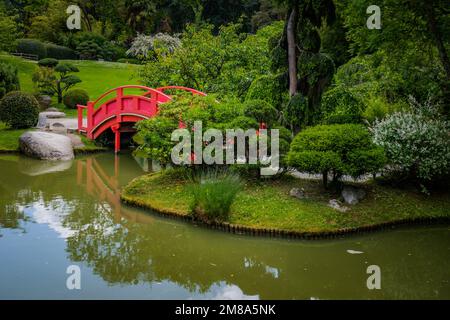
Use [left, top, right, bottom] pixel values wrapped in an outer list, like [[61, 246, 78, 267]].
[[121, 193, 450, 240], [121, 172, 450, 240]]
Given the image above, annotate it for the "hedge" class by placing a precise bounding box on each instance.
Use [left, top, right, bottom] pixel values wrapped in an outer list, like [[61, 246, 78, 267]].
[[16, 39, 78, 60], [45, 43, 78, 60], [16, 39, 47, 59]]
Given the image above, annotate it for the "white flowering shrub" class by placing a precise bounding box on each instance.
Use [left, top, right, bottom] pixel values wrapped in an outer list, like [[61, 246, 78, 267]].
[[126, 33, 181, 61], [371, 97, 450, 181]]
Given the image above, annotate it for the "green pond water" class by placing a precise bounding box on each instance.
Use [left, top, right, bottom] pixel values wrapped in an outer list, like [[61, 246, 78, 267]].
[[0, 153, 449, 300]]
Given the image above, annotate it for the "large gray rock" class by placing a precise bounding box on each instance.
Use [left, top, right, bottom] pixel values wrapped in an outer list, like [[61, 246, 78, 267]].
[[36, 111, 66, 128], [341, 186, 366, 205], [19, 131, 74, 161]]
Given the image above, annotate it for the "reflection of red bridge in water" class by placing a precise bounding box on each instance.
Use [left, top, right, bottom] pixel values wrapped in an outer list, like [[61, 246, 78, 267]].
[[77, 85, 206, 153], [76, 157, 153, 224]]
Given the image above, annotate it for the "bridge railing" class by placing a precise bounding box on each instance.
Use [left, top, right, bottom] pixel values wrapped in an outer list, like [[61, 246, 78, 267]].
[[77, 85, 206, 145], [77, 85, 173, 134]]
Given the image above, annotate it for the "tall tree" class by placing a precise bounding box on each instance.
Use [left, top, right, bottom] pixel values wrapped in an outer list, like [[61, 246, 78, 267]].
[[279, 0, 336, 96]]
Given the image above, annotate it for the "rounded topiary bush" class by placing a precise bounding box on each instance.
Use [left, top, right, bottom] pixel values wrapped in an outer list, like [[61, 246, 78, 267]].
[[287, 124, 386, 188], [63, 88, 89, 109], [0, 91, 40, 129], [38, 58, 59, 68]]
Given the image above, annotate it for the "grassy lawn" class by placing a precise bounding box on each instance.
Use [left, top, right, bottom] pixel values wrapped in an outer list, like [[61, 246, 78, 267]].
[[0, 121, 105, 153], [0, 122, 28, 152], [0, 54, 141, 117], [122, 170, 450, 233]]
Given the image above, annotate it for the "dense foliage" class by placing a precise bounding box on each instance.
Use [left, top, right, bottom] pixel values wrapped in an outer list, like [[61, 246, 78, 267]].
[[2, 0, 449, 192], [287, 124, 386, 187], [134, 94, 290, 174], [139, 22, 283, 98], [0, 91, 40, 129], [0, 63, 20, 99]]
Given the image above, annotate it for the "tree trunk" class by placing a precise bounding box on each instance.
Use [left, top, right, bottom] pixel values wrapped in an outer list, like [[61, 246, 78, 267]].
[[425, 2, 450, 81], [287, 7, 298, 97], [322, 171, 328, 189]]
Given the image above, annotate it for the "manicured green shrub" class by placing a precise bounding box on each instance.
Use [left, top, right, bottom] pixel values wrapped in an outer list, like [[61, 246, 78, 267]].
[[63, 88, 89, 109], [243, 99, 278, 126], [16, 39, 47, 59], [288, 124, 386, 187], [189, 170, 242, 222], [0, 91, 40, 129], [0, 63, 20, 99], [45, 43, 78, 60], [38, 58, 59, 68], [371, 98, 450, 183]]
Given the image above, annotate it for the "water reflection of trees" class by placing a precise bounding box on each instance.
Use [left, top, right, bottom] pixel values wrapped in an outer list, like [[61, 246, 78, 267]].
[[1, 154, 449, 299]]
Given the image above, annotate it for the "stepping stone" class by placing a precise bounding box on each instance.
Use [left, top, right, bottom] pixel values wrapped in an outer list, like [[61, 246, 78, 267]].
[[50, 122, 67, 134], [37, 111, 66, 128]]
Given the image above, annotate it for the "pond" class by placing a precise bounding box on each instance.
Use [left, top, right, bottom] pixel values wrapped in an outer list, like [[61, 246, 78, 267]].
[[0, 153, 449, 299]]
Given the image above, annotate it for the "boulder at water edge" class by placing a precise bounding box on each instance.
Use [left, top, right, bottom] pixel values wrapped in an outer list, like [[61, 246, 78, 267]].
[[19, 131, 74, 161]]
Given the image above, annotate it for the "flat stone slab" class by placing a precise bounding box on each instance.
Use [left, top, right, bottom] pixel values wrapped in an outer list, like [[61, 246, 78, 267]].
[[19, 131, 74, 161], [37, 111, 66, 128], [46, 118, 81, 131]]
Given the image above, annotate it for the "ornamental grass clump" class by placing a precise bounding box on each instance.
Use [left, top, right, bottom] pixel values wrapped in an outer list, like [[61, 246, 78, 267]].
[[189, 170, 242, 222]]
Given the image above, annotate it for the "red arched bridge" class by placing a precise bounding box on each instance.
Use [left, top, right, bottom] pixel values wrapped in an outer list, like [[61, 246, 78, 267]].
[[77, 85, 206, 153]]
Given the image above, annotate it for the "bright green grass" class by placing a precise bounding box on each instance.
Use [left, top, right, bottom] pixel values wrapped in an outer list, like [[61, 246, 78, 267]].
[[0, 54, 142, 116], [0, 122, 28, 152], [0, 121, 105, 153], [0, 54, 36, 93], [122, 170, 450, 233]]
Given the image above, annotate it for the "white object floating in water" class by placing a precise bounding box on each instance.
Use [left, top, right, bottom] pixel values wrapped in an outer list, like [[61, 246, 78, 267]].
[[347, 249, 364, 254]]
